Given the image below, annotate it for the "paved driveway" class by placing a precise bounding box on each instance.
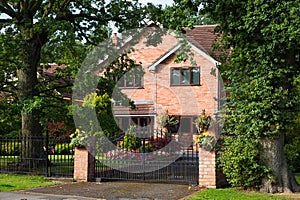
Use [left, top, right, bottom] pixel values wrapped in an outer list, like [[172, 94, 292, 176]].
[[0, 181, 200, 200], [0, 192, 95, 200]]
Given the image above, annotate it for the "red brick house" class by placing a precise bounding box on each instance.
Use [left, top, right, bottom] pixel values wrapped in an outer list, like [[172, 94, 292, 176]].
[[74, 25, 225, 187], [113, 25, 222, 137]]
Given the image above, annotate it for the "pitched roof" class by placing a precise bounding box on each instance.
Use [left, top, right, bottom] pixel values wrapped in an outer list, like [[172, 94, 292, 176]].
[[148, 44, 181, 71], [186, 25, 218, 57], [147, 25, 219, 70]]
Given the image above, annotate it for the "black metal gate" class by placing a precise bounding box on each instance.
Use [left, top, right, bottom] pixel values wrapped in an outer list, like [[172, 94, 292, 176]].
[[95, 129, 199, 185]]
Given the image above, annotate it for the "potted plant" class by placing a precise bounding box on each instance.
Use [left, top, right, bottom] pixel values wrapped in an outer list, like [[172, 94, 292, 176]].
[[156, 110, 179, 133], [194, 109, 211, 133]]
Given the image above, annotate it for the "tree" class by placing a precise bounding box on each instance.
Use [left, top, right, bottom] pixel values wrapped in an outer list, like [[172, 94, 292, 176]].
[[0, 0, 151, 165], [200, 0, 300, 193]]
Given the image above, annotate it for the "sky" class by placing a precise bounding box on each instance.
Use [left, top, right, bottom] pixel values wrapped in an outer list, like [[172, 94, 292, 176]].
[[139, 0, 174, 6]]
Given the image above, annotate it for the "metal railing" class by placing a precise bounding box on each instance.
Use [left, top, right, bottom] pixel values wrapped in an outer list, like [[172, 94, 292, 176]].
[[0, 135, 74, 177]]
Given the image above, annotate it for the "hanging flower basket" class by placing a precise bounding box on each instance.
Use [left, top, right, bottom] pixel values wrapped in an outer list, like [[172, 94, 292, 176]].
[[194, 109, 211, 133], [194, 132, 216, 151], [70, 129, 90, 148]]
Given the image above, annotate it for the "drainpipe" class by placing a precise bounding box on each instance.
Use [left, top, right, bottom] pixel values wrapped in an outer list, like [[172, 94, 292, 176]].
[[149, 68, 157, 128]]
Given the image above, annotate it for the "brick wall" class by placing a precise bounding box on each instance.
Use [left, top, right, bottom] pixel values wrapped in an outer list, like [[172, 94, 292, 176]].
[[122, 44, 219, 128], [198, 149, 216, 188], [74, 147, 95, 182]]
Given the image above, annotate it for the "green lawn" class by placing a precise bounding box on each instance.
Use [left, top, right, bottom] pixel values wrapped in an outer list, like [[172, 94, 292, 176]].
[[188, 188, 293, 200], [0, 174, 58, 192], [188, 174, 300, 200]]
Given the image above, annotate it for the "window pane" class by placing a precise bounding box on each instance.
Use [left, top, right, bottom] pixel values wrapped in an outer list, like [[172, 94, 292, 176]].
[[191, 68, 200, 85], [117, 76, 125, 87], [121, 117, 129, 132], [181, 69, 190, 85], [126, 74, 134, 87], [131, 117, 138, 126], [169, 116, 180, 133], [193, 116, 198, 133], [139, 117, 148, 127], [180, 117, 191, 133], [135, 74, 142, 87], [171, 68, 180, 85]]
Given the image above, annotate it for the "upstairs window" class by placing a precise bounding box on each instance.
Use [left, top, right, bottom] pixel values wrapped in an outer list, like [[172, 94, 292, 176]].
[[116, 66, 144, 88], [171, 67, 200, 86], [117, 73, 143, 88]]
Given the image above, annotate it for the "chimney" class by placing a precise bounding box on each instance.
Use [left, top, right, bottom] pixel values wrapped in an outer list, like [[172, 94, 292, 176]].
[[111, 32, 119, 46]]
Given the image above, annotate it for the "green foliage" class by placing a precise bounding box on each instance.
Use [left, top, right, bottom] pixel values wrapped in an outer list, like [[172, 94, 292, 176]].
[[70, 129, 91, 148], [120, 126, 141, 150], [284, 142, 300, 172], [194, 110, 212, 132], [187, 188, 291, 200], [0, 96, 21, 135], [0, 142, 21, 156], [284, 122, 300, 172], [149, 0, 199, 31], [156, 110, 179, 128], [54, 143, 74, 155], [81, 92, 120, 139], [295, 173, 300, 184], [219, 135, 269, 189], [0, 0, 153, 143], [201, 0, 300, 189], [284, 80, 300, 172], [121, 135, 142, 150], [139, 143, 154, 153]]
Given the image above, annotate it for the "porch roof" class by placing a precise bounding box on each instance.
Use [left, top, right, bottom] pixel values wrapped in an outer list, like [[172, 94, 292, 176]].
[[113, 104, 156, 116]]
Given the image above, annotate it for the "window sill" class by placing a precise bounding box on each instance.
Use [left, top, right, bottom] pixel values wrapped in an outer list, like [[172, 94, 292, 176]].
[[170, 84, 201, 87], [119, 86, 144, 89]]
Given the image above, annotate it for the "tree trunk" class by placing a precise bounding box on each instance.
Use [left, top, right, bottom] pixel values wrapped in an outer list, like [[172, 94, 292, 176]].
[[17, 34, 45, 167], [260, 133, 300, 193]]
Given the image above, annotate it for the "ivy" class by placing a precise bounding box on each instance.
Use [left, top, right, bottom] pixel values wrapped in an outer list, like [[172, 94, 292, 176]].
[[202, 0, 300, 189]]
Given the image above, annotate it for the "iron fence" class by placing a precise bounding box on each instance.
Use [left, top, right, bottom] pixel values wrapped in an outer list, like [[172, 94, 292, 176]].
[[0, 135, 74, 177]]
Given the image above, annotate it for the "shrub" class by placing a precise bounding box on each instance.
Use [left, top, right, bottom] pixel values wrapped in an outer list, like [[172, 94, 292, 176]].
[[120, 135, 141, 150], [284, 139, 300, 172], [0, 142, 21, 156], [139, 143, 154, 153], [218, 135, 269, 189], [120, 125, 142, 150], [149, 137, 171, 151], [54, 143, 74, 155]]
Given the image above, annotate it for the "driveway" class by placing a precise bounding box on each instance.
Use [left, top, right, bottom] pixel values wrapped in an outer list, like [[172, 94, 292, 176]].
[[0, 181, 200, 200]]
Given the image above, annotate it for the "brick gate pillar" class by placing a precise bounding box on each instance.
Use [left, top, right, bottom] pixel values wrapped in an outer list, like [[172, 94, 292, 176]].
[[74, 144, 95, 182], [198, 148, 216, 188]]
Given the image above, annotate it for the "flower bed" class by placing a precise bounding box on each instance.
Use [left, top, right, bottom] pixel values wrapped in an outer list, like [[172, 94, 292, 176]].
[[105, 149, 170, 161]]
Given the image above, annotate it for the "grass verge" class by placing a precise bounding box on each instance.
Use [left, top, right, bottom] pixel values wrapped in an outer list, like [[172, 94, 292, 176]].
[[187, 188, 292, 200], [0, 174, 58, 192], [188, 174, 300, 200]]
